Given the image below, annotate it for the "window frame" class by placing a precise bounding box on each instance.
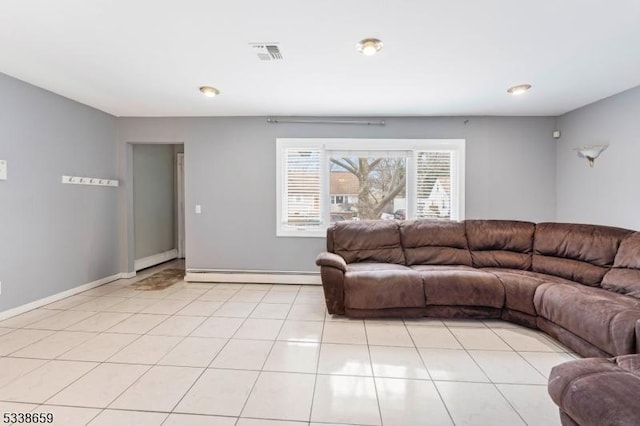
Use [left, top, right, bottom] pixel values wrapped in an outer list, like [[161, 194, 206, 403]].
[[276, 138, 465, 237]]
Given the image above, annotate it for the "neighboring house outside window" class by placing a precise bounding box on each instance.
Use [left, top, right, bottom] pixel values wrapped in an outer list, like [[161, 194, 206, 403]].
[[329, 171, 359, 221]]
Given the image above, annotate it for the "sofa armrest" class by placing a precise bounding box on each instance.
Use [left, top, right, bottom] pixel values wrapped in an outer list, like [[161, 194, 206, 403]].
[[549, 357, 640, 426], [315, 252, 347, 272], [315, 252, 347, 315]]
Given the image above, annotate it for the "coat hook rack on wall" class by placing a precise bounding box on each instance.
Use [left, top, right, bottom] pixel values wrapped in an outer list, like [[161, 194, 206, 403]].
[[62, 175, 119, 187]]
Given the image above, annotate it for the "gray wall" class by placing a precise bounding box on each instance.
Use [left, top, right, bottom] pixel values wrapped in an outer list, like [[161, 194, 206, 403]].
[[133, 144, 176, 260], [0, 73, 118, 312], [117, 116, 558, 273], [556, 85, 640, 230]]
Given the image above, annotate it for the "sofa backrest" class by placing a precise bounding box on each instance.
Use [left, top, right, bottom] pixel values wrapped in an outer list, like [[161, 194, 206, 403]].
[[327, 220, 405, 264], [400, 220, 471, 266], [466, 220, 535, 269], [533, 223, 633, 286], [602, 232, 640, 299]]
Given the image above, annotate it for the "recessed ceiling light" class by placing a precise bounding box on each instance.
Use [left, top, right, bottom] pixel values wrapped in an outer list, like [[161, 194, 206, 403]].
[[356, 38, 383, 56], [199, 86, 220, 97], [507, 84, 532, 95]]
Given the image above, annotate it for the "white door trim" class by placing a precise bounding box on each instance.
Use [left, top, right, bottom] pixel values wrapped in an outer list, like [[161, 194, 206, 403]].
[[177, 153, 185, 258]]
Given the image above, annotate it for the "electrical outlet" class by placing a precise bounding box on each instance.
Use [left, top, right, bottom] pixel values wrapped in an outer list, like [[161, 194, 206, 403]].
[[0, 281, 2, 295], [195, 205, 202, 214], [0, 160, 7, 180]]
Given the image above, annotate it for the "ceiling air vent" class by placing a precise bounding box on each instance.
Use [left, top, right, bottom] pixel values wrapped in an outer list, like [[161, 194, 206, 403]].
[[249, 42, 283, 61]]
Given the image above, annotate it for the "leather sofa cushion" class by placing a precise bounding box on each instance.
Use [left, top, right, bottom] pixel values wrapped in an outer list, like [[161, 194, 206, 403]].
[[330, 220, 405, 264], [534, 283, 640, 355], [400, 220, 472, 266], [612, 232, 640, 268], [533, 223, 633, 286], [549, 356, 640, 426], [411, 264, 476, 272], [347, 262, 409, 272], [466, 220, 535, 269], [532, 256, 608, 287], [603, 269, 640, 299], [484, 268, 578, 316], [602, 232, 640, 299], [411, 266, 504, 308], [344, 264, 424, 309]]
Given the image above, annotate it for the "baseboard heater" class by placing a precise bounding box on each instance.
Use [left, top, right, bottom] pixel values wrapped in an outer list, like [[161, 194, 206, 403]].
[[185, 269, 321, 285]]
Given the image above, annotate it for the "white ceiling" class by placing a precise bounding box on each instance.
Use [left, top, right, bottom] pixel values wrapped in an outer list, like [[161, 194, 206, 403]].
[[1, 0, 639, 117]]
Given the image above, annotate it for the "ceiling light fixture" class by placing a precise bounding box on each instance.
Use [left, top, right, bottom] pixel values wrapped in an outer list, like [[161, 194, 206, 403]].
[[356, 38, 383, 56], [199, 86, 220, 97], [507, 84, 532, 95]]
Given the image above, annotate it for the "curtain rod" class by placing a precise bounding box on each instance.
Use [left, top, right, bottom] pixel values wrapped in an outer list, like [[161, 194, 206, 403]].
[[266, 118, 385, 126]]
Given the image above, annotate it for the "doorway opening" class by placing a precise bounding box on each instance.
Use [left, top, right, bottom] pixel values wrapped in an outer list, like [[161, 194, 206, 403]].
[[131, 143, 185, 271]]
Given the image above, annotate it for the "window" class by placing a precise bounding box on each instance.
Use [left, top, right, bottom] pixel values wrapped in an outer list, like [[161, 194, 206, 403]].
[[276, 138, 465, 237], [332, 195, 345, 204]]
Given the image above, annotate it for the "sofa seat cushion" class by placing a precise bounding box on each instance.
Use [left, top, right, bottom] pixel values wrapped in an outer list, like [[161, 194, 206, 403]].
[[534, 283, 640, 355], [347, 262, 409, 272], [483, 268, 579, 315], [411, 266, 504, 308], [483, 268, 579, 284], [344, 264, 424, 310], [548, 356, 640, 426], [410, 264, 476, 272]]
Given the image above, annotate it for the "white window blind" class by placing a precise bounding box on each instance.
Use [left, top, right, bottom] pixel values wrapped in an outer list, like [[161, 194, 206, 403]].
[[282, 148, 322, 230], [415, 151, 458, 220]]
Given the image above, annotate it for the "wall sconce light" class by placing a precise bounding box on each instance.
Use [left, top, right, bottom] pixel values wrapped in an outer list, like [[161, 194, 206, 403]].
[[575, 145, 608, 168]]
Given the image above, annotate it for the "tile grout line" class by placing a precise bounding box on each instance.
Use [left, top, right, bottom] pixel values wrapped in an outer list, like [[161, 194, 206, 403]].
[[403, 318, 457, 426], [162, 283, 256, 420], [162, 282, 301, 420], [362, 320, 384, 426], [0, 261, 185, 410], [0, 266, 558, 426], [445, 321, 530, 425], [492, 384, 529, 426], [485, 324, 553, 382], [84, 274, 225, 423], [4, 263, 202, 421], [307, 293, 328, 425], [232, 285, 300, 421], [436, 321, 495, 425], [1, 368, 548, 385]]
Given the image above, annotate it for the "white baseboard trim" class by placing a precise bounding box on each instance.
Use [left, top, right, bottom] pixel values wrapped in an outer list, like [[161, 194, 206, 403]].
[[0, 272, 125, 322], [134, 249, 178, 272], [120, 271, 137, 279], [185, 270, 321, 285]]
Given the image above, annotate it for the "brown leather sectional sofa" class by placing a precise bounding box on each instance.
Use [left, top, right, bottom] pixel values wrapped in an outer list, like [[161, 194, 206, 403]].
[[316, 219, 640, 425]]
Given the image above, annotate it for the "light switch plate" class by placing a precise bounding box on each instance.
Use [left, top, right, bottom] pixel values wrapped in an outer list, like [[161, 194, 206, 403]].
[[195, 205, 202, 214], [0, 160, 6, 180]]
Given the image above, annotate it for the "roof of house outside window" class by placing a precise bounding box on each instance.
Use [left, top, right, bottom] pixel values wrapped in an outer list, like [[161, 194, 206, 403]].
[[330, 172, 359, 195]]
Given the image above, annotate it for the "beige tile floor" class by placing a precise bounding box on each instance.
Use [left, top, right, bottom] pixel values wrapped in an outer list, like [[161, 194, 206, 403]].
[[0, 261, 578, 425]]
